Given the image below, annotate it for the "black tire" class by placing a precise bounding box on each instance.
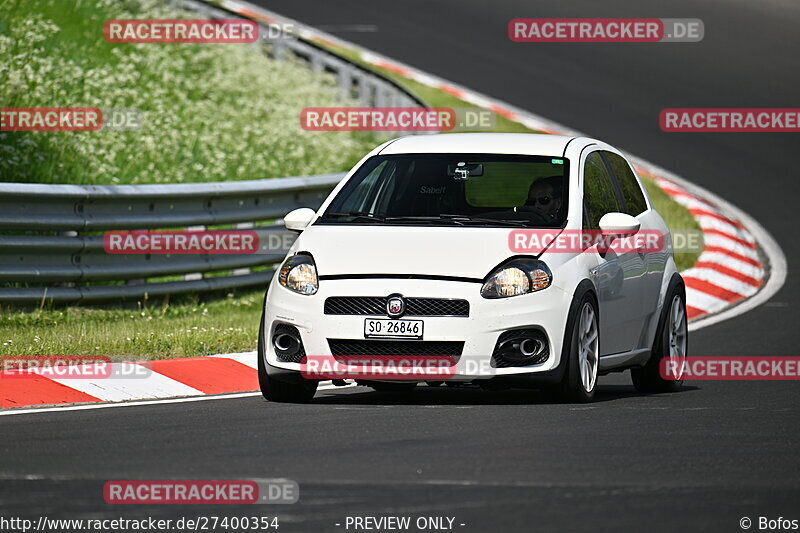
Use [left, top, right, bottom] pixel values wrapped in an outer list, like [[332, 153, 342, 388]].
[[631, 276, 687, 393], [364, 381, 417, 393], [257, 308, 317, 403], [548, 292, 599, 403]]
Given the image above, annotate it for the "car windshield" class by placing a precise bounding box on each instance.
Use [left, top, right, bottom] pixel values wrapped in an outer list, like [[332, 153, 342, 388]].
[[318, 154, 569, 228]]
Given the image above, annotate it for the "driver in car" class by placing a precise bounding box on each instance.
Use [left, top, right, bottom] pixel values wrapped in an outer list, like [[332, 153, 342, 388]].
[[521, 176, 563, 221]]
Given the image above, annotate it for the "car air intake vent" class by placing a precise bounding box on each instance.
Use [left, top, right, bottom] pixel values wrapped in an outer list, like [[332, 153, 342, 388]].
[[491, 329, 550, 368], [273, 323, 306, 363], [324, 297, 469, 317], [328, 339, 464, 358]]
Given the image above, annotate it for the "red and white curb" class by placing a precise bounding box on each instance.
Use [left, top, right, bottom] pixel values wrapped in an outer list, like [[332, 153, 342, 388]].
[[649, 176, 764, 321], [1, 0, 785, 413], [0, 353, 256, 410], [0, 352, 349, 412]]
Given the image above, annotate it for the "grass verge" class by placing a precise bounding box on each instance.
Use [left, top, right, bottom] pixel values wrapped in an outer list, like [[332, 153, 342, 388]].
[[0, 291, 263, 360]]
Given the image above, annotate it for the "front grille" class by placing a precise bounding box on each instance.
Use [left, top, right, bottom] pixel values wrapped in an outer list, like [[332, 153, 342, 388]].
[[328, 339, 464, 358], [324, 297, 469, 317]]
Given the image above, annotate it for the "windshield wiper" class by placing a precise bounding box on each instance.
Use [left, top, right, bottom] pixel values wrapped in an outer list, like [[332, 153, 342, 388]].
[[384, 214, 529, 227], [323, 211, 386, 223], [323, 213, 527, 227], [383, 215, 464, 225], [439, 214, 528, 227]]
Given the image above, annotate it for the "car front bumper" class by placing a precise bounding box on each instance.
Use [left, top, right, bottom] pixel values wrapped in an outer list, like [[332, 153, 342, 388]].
[[262, 276, 573, 382]]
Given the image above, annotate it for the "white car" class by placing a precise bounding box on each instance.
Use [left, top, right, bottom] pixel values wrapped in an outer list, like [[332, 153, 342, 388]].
[[258, 133, 687, 403]]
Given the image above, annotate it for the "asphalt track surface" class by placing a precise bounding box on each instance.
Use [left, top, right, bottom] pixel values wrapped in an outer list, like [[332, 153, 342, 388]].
[[2, 1, 799, 531]]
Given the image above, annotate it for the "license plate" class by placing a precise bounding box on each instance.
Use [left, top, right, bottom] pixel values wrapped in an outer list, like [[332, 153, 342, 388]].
[[364, 318, 424, 339]]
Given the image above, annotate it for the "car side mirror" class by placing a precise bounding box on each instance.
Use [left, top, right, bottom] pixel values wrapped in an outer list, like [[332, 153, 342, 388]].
[[598, 212, 640, 239], [284, 208, 316, 232]]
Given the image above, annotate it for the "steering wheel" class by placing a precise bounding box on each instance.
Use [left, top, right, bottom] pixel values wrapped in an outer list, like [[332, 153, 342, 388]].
[[512, 205, 553, 225]]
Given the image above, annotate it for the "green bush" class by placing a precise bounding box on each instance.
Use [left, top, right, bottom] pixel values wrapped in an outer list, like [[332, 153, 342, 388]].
[[0, 0, 378, 184]]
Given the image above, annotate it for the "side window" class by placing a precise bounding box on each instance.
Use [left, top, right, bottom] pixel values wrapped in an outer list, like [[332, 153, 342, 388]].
[[604, 151, 648, 216], [583, 151, 621, 229]]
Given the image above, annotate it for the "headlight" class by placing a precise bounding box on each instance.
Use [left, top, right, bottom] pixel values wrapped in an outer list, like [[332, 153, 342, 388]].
[[481, 259, 552, 299], [278, 254, 318, 295]]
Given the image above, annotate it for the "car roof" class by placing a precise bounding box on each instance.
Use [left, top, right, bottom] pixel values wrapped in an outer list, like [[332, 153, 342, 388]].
[[378, 133, 579, 157]]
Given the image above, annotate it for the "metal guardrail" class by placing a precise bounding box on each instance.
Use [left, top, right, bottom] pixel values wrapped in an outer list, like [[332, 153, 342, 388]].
[[0, 174, 344, 304], [0, 0, 431, 305]]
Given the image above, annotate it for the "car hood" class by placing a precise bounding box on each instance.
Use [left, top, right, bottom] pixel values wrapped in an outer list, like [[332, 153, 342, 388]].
[[293, 225, 561, 279]]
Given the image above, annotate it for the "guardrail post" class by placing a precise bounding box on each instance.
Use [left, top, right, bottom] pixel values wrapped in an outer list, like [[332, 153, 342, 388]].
[[271, 36, 288, 61], [232, 222, 254, 276], [338, 64, 354, 101], [374, 85, 388, 108], [309, 52, 323, 74], [361, 79, 374, 107], [183, 224, 206, 281]]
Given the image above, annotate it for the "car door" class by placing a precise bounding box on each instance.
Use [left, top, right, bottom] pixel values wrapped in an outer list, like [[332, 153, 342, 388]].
[[601, 151, 664, 324], [582, 150, 646, 355]]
